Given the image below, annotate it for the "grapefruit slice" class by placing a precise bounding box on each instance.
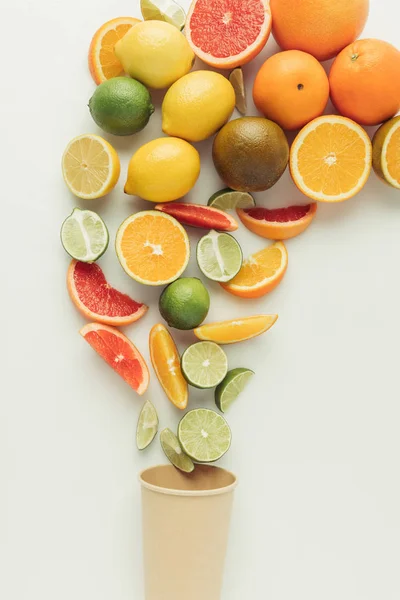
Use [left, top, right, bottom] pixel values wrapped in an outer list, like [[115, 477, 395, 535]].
[[80, 323, 149, 395], [149, 323, 188, 410], [194, 314, 278, 344], [67, 260, 148, 326], [220, 241, 288, 298], [155, 202, 238, 231], [237, 204, 317, 240], [186, 0, 272, 69]]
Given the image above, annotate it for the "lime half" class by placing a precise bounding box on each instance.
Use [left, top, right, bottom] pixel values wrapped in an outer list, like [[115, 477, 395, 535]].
[[136, 400, 159, 450], [160, 428, 195, 472], [215, 368, 254, 413], [61, 207, 109, 262], [229, 68, 247, 115], [208, 188, 255, 210], [197, 230, 242, 282], [181, 342, 228, 389], [178, 408, 232, 462], [141, 0, 186, 30]]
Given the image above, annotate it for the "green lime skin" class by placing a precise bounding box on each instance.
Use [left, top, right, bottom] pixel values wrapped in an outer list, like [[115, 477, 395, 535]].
[[159, 277, 210, 330], [88, 77, 154, 136]]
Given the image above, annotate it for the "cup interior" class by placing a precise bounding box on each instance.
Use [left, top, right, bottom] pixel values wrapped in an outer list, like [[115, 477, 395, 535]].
[[140, 464, 237, 496]]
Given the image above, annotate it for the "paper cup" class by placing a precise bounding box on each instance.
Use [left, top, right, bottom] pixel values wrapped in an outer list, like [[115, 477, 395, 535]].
[[139, 464, 237, 600]]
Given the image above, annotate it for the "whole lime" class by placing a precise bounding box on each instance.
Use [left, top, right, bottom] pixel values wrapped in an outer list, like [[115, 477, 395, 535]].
[[159, 278, 210, 330], [88, 77, 154, 136]]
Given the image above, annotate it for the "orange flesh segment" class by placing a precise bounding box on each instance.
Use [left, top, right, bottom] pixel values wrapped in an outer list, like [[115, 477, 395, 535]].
[[229, 245, 284, 288], [119, 214, 188, 283], [386, 126, 400, 185], [194, 315, 277, 343], [297, 122, 367, 196], [150, 324, 188, 409], [99, 24, 132, 79]]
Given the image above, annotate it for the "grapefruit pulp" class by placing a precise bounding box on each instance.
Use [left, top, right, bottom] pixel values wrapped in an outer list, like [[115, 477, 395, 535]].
[[155, 202, 238, 231], [67, 260, 148, 326], [80, 323, 149, 395], [185, 0, 272, 69], [237, 204, 317, 240]]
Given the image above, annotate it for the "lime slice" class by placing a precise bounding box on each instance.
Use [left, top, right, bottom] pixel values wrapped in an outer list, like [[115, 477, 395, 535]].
[[61, 207, 109, 262], [136, 400, 159, 450], [197, 230, 242, 283], [181, 342, 228, 389], [229, 67, 247, 115], [178, 408, 232, 462], [208, 188, 255, 210], [141, 0, 186, 30], [160, 428, 195, 472], [215, 368, 254, 413]]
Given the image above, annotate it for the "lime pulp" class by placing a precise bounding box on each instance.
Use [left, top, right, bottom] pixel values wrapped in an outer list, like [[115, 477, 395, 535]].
[[140, 0, 186, 30], [181, 341, 228, 389], [136, 400, 159, 450], [197, 230, 242, 282], [208, 188, 255, 210], [61, 207, 109, 262], [160, 428, 195, 472], [215, 368, 254, 413], [178, 408, 232, 462]]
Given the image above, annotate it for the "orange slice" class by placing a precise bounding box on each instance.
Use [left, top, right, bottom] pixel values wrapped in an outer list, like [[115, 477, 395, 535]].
[[149, 324, 188, 410], [220, 241, 288, 298], [88, 17, 141, 85], [372, 115, 400, 189], [115, 211, 190, 286], [80, 323, 149, 395], [194, 314, 278, 344], [237, 204, 317, 240], [290, 115, 372, 202]]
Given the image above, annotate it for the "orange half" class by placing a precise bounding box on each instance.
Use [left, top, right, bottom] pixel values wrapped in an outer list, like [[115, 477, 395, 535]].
[[194, 314, 278, 344], [149, 324, 188, 410], [88, 17, 141, 85], [115, 211, 190, 286], [290, 115, 372, 202], [220, 241, 288, 298]]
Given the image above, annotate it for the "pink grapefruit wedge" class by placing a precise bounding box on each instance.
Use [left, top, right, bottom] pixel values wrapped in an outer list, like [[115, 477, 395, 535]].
[[80, 323, 149, 395], [237, 204, 317, 240], [155, 202, 238, 231], [185, 0, 272, 69], [67, 260, 148, 326]]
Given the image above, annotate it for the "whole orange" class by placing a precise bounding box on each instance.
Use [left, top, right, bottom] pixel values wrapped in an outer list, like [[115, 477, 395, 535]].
[[270, 0, 369, 61], [253, 50, 329, 130], [329, 39, 400, 126]]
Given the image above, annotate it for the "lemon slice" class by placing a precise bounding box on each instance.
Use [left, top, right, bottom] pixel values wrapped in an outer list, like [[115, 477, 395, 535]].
[[62, 134, 120, 200]]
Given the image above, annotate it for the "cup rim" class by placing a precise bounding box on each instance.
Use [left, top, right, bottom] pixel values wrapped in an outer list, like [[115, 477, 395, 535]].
[[139, 464, 238, 497]]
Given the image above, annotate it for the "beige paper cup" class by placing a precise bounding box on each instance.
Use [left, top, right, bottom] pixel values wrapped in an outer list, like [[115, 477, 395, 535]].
[[139, 464, 237, 600]]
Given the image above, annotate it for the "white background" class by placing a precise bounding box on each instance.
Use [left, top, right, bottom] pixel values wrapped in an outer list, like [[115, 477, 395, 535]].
[[2, 0, 400, 598]]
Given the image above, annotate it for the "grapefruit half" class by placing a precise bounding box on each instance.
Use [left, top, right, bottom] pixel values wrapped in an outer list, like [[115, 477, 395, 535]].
[[237, 204, 317, 240], [186, 0, 272, 69], [80, 323, 150, 395], [67, 260, 148, 326], [155, 202, 238, 231]]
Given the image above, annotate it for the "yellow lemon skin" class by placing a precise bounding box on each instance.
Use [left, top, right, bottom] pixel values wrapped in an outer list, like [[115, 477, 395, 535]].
[[124, 137, 201, 202], [162, 71, 236, 142], [114, 21, 194, 90]]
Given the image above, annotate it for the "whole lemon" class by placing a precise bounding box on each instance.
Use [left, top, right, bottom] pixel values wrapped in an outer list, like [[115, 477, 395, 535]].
[[162, 71, 236, 142], [125, 137, 201, 202], [114, 21, 194, 89]]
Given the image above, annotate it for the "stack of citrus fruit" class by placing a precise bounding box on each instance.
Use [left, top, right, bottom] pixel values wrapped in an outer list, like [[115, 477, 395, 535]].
[[59, 0, 400, 471]]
